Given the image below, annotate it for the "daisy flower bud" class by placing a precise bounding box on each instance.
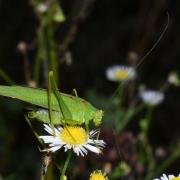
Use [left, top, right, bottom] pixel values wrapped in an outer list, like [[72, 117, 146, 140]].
[[89, 170, 108, 180]]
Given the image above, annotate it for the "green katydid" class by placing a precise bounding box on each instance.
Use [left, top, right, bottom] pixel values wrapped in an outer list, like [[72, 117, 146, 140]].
[[0, 72, 103, 127]]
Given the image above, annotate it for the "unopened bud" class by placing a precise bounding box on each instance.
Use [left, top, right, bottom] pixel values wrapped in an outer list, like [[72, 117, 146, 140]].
[[17, 41, 27, 54], [37, 3, 48, 13], [168, 71, 179, 86]]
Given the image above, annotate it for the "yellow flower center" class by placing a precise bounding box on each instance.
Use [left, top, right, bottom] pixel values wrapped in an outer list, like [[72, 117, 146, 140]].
[[60, 126, 87, 145], [90, 171, 108, 180], [114, 70, 129, 80], [170, 178, 180, 180]]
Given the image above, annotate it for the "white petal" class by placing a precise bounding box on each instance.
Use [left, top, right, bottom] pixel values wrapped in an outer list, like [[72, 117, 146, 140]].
[[78, 148, 84, 156], [44, 124, 60, 135], [168, 175, 175, 179], [79, 145, 88, 155], [48, 145, 61, 152], [44, 124, 53, 134], [161, 174, 169, 180], [84, 144, 101, 154], [64, 144, 72, 151], [39, 136, 57, 143], [73, 147, 80, 156]]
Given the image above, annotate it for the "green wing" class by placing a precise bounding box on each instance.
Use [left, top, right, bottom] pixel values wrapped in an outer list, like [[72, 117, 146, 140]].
[[0, 85, 60, 110]]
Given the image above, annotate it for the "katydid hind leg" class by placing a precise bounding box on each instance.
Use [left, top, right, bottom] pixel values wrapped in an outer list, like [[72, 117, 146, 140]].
[[49, 71, 76, 142], [48, 71, 55, 132], [49, 71, 72, 121]]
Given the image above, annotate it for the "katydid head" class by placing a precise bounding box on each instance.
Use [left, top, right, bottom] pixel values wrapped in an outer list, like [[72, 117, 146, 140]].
[[26, 109, 37, 119], [93, 110, 104, 126]]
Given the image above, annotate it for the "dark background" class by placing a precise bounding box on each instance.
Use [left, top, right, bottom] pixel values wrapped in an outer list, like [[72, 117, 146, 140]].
[[0, 0, 180, 179]]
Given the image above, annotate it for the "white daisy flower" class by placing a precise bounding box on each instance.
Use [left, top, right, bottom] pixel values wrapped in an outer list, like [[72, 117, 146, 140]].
[[154, 173, 180, 180], [139, 90, 164, 106], [106, 65, 136, 82], [39, 124, 105, 156]]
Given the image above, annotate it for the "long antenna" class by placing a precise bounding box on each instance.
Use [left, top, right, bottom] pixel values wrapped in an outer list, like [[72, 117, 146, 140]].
[[135, 12, 170, 69], [112, 12, 170, 161]]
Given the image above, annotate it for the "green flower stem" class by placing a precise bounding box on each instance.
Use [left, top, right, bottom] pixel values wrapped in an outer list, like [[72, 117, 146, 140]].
[[33, 22, 46, 84], [116, 106, 135, 132], [116, 103, 145, 132], [60, 151, 72, 180], [144, 143, 155, 180], [141, 106, 155, 180], [145, 105, 154, 134], [118, 82, 123, 106], [41, 173, 45, 180], [0, 68, 15, 85], [109, 82, 123, 102], [47, 19, 59, 84]]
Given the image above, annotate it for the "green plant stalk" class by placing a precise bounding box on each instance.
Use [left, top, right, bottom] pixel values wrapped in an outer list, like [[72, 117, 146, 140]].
[[116, 103, 145, 132], [141, 106, 155, 180], [47, 19, 59, 84], [144, 143, 155, 180], [116, 107, 134, 132], [145, 106, 154, 135], [33, 22, 45, 83], [41, 172, 45, 180], [110, 82, 123, 103], [0, 68, 15, 85], [60, 151, 72, 180]]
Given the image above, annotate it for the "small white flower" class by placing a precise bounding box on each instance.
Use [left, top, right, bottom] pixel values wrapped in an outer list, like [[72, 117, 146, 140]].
[[106, 65, 136, 82], [154, 173, 180, 180], [37, 3, 48, 13], [140, 90, 164, 106], [39, 124, 105, 156]]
